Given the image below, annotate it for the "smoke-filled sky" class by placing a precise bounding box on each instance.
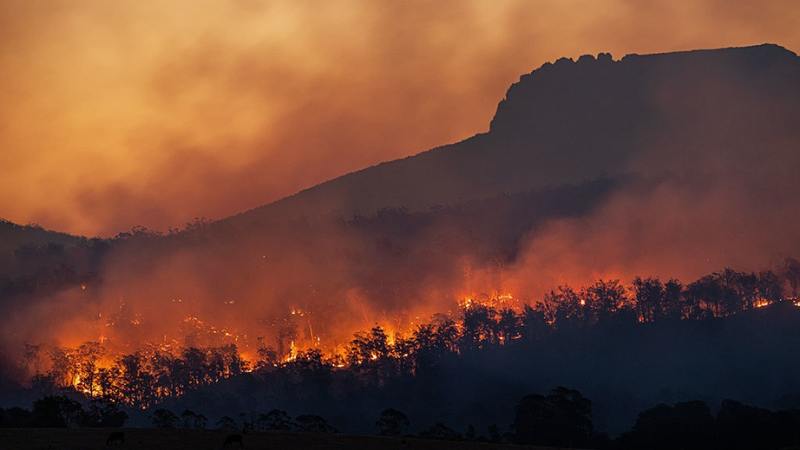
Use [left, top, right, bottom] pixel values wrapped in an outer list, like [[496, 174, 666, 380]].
[[1, 0, 799, 236]]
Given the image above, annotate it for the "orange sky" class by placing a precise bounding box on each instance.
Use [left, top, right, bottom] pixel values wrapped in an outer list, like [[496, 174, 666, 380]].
[[1, 0, 799, 236]]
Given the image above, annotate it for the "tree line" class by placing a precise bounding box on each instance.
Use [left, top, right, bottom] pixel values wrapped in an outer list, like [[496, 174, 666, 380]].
[[4, 388, 800, 450], [21, 260, 800, 410]]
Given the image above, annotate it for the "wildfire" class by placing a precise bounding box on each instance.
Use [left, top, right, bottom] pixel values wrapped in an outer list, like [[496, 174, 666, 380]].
[[285, 340, 298, 362], [67, 353, 119, 397], [22, 271, 800, 410], [458, 292, 521, 311]]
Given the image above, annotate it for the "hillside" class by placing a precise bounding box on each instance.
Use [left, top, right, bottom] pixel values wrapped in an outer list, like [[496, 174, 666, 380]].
[[0, 220, 89, 276], [219, 43, 800, 231]]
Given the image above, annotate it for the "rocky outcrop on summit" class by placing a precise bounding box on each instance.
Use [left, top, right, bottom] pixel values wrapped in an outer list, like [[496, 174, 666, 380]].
[[491, 44, 798, 135]]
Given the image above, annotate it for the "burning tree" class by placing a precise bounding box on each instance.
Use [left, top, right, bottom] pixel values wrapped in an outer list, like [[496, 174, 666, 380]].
[[19, 264, 800, 410]]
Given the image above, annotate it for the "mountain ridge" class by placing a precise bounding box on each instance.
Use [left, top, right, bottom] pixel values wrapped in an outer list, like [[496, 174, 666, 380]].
[[217, 42, 799, 232]]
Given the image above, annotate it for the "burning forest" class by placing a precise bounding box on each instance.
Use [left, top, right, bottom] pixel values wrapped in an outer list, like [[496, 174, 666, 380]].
[[2, 6, 800, 447], [15, 261, 800, 410]]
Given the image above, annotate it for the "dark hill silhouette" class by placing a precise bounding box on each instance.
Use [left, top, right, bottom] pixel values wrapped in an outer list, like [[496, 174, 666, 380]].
[[0, 220, 87, 274], [217, 43, 799, 232]]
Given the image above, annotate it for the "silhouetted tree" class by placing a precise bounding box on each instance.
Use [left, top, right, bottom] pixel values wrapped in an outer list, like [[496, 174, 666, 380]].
[[461, 304, 499, 350], [392, 334, 416, 374], [347, 326, 394, 383], [119, 352, 154, 408], [96, 366, 121, 400], [151, 408, 178, 428], [497, 308, 521, 343], [419, 422, 460, 440], [585, 279, 627, 322], [720, 269, 756, 312], [255, 409, 293, 431], [685, 276, 721, 318], [547, 286, 584, 328], [74, 341, 103, 396], [216, 415, 239, 431], [376, 408, 409, 436], [520, 305, 549, 342], [756, 270, 783, 303], [619, 400, 714, 450], [180, 409, 198, 428], [663, 279, 683, 320], [348, 326, 391, 364], [254, 337, 278, 371], [513, 387, 592, 447], [633, 277, 664, 323], [81, 399, 127, 427], [0, 407, 33, 427], [716, 399, 776, 450], [32, 396, 83, 428], [432, 315, 459, 353], [295, 414, 336, 433]]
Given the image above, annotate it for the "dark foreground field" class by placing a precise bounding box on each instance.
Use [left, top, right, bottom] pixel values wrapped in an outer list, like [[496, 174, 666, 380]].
[[0, 429, 563, 450]]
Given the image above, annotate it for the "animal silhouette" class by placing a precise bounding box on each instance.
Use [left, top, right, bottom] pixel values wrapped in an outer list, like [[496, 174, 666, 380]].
[[223, 433, 244, 449], [106, 431, 125, 446]]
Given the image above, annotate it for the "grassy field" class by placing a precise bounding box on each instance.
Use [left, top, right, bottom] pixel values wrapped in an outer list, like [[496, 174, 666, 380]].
[[0, 428, 565, 450]]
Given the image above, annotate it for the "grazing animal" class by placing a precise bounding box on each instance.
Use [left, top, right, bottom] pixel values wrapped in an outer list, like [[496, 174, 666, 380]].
[[223, 433, 244, 449], [106, 431, 125, 446]]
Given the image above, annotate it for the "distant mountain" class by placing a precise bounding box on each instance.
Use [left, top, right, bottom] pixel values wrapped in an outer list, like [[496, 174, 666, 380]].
[[219, 43, 799, 231]]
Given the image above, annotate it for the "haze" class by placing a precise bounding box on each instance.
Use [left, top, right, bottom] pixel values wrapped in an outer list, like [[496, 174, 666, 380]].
[[1, 0, 799, 236]]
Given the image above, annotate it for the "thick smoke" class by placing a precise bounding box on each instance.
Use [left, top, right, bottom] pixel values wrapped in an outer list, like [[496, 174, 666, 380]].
[[1, 0, 798, 235]]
